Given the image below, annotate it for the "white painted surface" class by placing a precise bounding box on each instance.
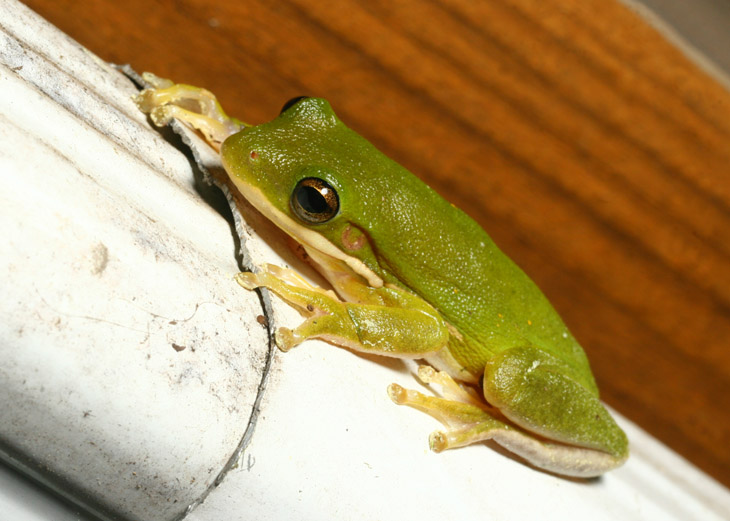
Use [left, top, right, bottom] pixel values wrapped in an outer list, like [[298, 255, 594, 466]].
[[0, 464, 95, 521], [0, 2, 269, 519], [187, 346, 730, 521], [1, 1, 729, 520]]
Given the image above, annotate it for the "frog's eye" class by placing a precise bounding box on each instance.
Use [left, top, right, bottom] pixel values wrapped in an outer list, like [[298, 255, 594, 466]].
[[291, 177, 339, 224], [280, 96, 309, 114]]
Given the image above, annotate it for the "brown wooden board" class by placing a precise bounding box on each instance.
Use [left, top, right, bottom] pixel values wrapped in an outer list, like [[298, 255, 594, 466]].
[[21, 0, 730, 487]]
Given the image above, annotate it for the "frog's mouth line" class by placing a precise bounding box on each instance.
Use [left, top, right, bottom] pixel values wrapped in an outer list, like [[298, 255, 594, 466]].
[[227, 174, 384, 289]]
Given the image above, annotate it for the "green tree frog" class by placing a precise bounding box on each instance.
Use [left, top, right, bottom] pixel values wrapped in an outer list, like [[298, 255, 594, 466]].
[[135, 74, 628, 477]]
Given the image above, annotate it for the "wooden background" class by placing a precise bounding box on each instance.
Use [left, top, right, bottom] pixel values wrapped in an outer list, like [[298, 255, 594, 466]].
[[22, 0, 730, 487]]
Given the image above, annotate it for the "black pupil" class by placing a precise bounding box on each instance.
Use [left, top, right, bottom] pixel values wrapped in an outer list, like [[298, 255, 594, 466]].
[[280, 96, 309, 114], [296, 185, 329, 214]]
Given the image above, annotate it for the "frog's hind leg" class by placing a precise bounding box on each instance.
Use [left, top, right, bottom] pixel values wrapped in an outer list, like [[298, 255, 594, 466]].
[[389, 363, 628, 477], [388, 366, 517, 452], [482, 346, 628, 456], [482, 346, 629, 476]]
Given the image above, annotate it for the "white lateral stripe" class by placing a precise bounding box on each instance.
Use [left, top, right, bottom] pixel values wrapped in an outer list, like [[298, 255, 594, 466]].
[[228, 176, 384, 288]]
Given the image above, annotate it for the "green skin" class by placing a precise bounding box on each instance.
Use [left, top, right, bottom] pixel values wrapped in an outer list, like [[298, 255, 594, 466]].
[[136, 82, 628, 477]]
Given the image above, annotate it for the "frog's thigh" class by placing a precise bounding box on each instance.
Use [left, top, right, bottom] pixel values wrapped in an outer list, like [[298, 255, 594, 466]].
[[483, 346, 628, 460]]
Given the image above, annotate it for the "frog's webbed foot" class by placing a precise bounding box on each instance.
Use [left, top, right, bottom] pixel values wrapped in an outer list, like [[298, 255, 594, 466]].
[[388, 366, 514, 452], [134, 72, 246, 149]]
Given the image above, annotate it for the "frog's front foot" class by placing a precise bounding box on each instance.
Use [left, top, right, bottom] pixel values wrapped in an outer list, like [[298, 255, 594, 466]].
[[234, 264, 352, 353], [235, 268, 313, 352], [134, 72, 245, 149]]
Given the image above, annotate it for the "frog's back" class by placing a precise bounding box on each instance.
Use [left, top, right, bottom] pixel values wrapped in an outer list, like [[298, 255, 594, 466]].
[[267, 106, 596, 389], [354, 159, 595, 389]]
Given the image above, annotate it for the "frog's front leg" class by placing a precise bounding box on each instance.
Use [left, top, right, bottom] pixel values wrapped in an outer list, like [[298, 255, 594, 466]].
[[134, 73, 245, 148], [236, 264, 450, 356]]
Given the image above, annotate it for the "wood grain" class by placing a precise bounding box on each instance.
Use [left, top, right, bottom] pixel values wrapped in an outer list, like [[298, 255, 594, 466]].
[[21, 0, 730, 486]]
